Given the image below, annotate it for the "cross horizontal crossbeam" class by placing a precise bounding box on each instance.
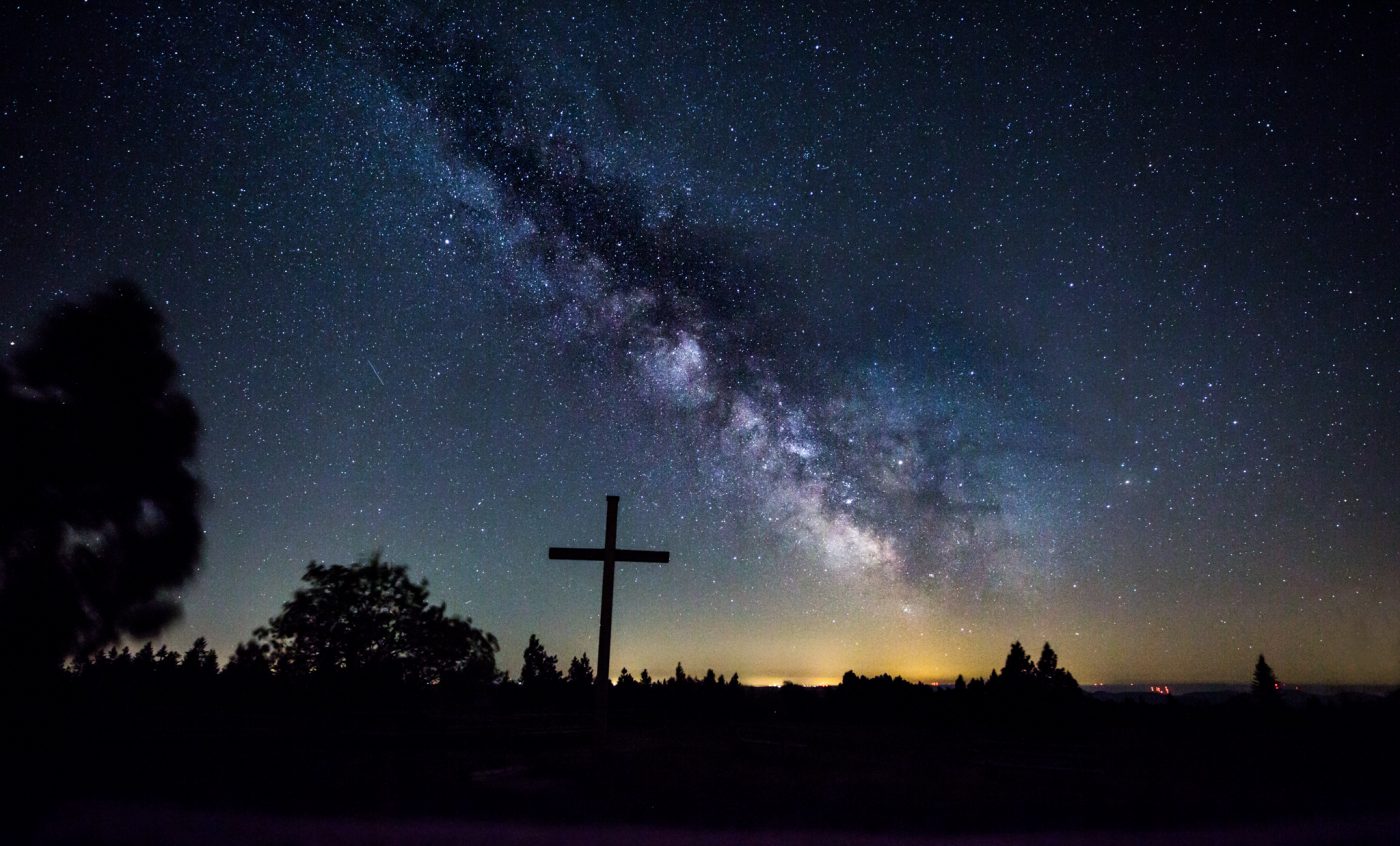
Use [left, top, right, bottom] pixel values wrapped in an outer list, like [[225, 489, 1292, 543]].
[[548, 547, 670, 563]]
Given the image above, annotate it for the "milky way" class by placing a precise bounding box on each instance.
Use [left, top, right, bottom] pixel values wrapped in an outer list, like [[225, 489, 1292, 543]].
[[2, 2, 1397, 683], [349, 11, 1067, 605]]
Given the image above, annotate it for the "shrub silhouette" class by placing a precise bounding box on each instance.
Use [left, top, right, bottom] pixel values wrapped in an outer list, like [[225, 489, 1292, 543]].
[[250, 551, 498, 684], [0, 280, 202, 675]]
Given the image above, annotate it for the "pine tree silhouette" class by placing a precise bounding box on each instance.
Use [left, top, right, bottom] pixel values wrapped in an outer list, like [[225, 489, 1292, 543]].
[[521, 633, 563, 687], [567, 653, 595, 686], [1252, 654, 1280, 704]]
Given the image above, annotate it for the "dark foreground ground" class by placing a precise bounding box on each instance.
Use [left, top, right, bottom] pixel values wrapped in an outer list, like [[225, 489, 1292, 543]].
[[29, 802, 1400, 846], [6, 683, 1399, 844]]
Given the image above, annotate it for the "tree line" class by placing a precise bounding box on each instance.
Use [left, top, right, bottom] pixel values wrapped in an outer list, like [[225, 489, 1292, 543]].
[[62, 552, 751, 695], [58, 549, 1292, 712], [842, 639, 1081, 700], [519, 631, 741, 690]]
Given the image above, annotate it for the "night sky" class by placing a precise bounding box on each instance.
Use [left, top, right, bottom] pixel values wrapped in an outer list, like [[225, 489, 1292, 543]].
[[3, 2, 1397, 685]]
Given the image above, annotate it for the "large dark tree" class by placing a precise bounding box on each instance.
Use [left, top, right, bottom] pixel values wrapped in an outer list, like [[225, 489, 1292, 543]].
[[253, 552, 498, 685], [0, 280, 202, 675]]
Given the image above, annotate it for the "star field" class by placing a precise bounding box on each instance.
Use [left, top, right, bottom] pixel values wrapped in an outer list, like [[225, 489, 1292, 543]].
[[2, 2, 1397, 684]]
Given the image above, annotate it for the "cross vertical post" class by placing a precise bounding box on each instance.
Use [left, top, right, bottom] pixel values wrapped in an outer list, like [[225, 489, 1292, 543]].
[[597, 495, 619, 688], [548, 494, 669, 742]]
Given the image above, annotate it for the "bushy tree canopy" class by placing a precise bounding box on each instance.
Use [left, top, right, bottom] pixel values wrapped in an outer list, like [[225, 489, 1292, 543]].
[[253, 552, 498, 685]]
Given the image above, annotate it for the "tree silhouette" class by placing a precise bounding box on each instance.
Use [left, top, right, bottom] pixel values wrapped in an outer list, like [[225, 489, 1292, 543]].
[[1253, 654, 1280, 703], [986, 640, 1080, 697], [1002, 641, 1035, 679], [181, 636, 219, 679], [224, 638, 272, 680], [1034, 642, 1080, 693], [520, 633, 562, 687], [639, 668, 652, 686], [251, 552, 498, 684], [729, 672, 739, 686], [567, 652, 595, 686], [0, 280, 202, 675], [133, 641, 157, 676], [155, 644, 181, 678]]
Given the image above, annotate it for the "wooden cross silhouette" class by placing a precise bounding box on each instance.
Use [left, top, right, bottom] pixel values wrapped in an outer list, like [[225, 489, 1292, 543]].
[[548, 495, 669, 688]]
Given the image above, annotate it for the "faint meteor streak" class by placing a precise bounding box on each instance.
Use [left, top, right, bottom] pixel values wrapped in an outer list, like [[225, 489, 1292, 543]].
[[367, 360, 386, 386]]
